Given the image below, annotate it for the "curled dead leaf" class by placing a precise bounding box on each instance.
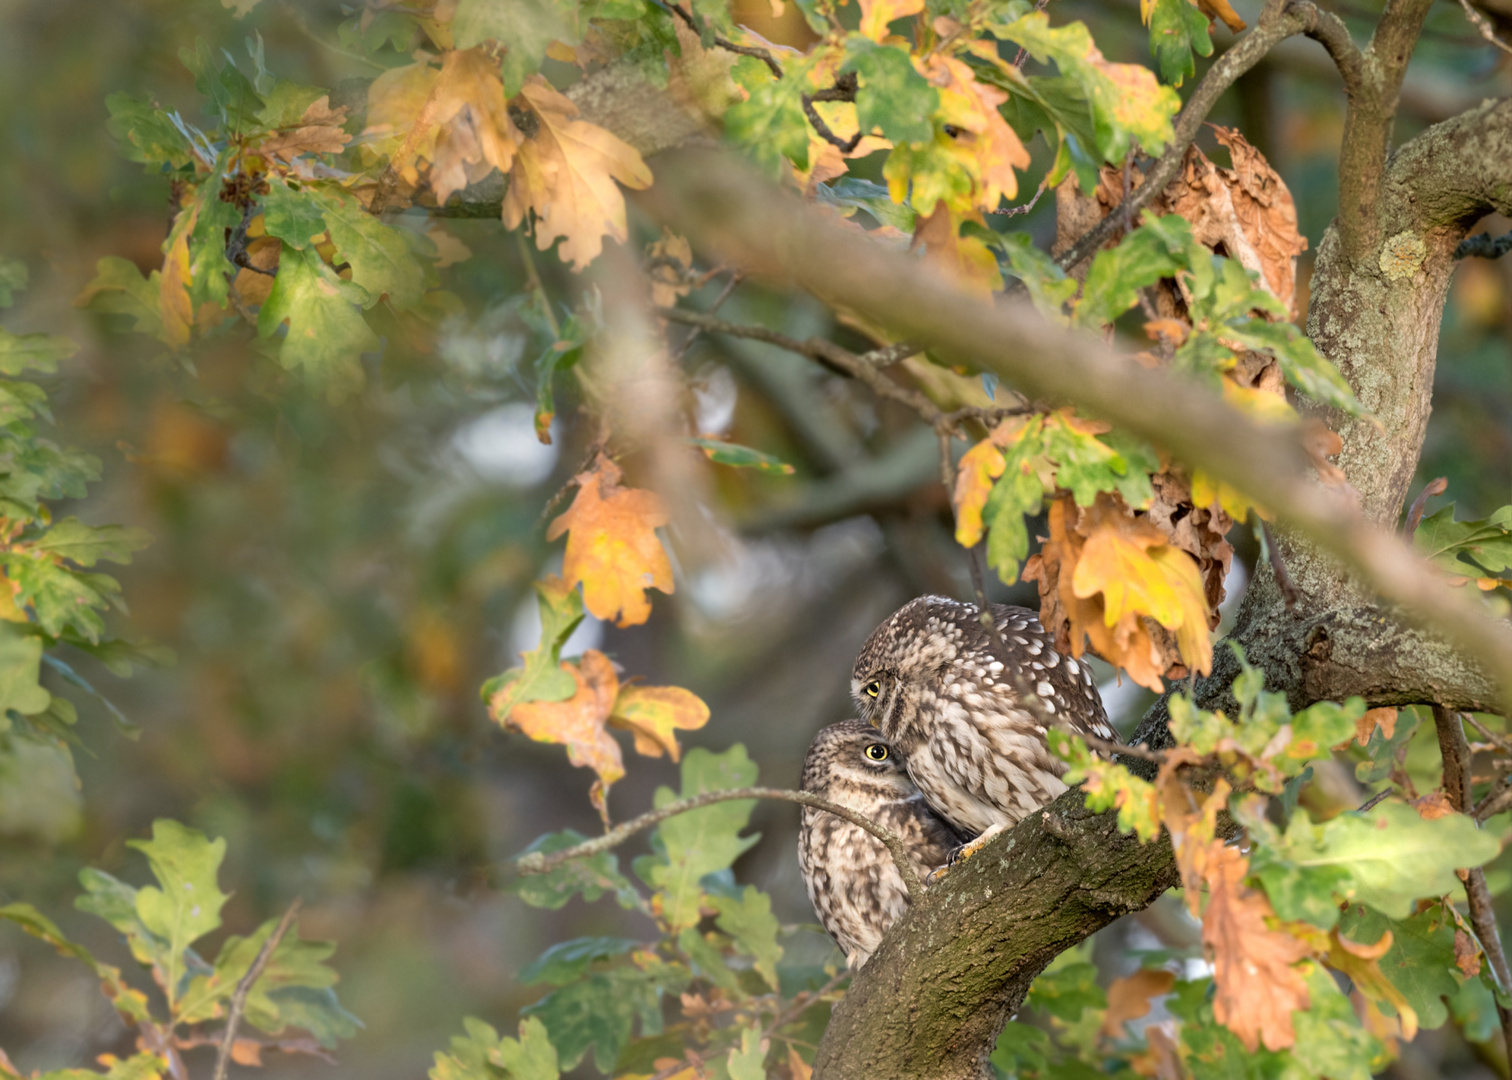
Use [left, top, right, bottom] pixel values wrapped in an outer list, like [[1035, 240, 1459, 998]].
[[1101, 968, 1177, 1039]]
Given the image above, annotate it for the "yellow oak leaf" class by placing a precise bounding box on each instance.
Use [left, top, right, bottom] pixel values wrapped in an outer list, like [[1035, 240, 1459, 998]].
[[919, 54, 1030, 209], [1148, 543, 1214, 677], [504, 649, 624, 824], [503, 76, 653, 270], [953, 415, 1034, 546], [160, 200, 201, 349], [363, 50, 518, 204], [914, 205, 1004, 297], [1073, 513, 1186, 629], [610, 683, 710, 761], [859, 0, 924, 41], [547, 455, 673, 627]]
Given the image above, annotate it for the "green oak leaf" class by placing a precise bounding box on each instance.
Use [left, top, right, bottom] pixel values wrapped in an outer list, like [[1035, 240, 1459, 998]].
[[128, 819, 230, 1007], [713, 885, 784, 991], [842, 38, 939, 145], [257, 246, 378, 399], [482, 577, 584, 721], [510, 829, 644, 911], [454, 0, 578, 97]]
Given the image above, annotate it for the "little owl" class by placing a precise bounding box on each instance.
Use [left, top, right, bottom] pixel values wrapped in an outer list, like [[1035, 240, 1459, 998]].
[[851, 595, 1118, 842], [797, 720, 961, 969]]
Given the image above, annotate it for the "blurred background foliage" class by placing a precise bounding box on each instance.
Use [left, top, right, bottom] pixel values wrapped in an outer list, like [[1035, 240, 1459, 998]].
[[0, 0, 1507, 1076]]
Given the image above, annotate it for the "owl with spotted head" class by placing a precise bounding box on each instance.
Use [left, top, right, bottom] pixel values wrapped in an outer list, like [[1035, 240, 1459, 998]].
[[851, 595, 1118, 839], [797, 720, 961, 969]]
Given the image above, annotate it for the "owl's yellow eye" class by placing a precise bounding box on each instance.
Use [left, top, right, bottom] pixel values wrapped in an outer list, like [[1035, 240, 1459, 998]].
[[864, 680, 881, 698], [864, 743, 889, 761]]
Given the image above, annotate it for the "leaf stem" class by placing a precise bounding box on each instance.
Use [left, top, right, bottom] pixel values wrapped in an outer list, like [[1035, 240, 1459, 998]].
[[515, 786, 927, 902]]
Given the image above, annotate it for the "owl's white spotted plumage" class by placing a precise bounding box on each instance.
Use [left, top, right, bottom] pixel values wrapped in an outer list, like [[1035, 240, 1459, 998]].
[[851, 595, 1118, 838], [797, 720, 961, 969]]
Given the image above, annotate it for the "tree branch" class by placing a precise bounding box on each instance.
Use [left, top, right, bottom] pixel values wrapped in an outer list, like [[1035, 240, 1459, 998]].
[[1335, 0, 1436, 259], [639, 148, 1512, 715], [514, 786, 926, 902], [1432, 706, 1512, 1062]]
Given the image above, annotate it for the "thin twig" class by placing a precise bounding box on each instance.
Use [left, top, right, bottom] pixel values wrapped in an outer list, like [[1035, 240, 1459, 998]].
[[1403, 476, 1447, 537], [1476, 777, 1512, 822], [661, 2, 784, 77], [1081, 732, 1168, 762], [1357, 788, 1394, 812], [803, 72, 863, 153], [655, 306, 944, 422], [1464, 713, 1512, 755], [672, 269, 744, 360], [988, 178, 1048, 217], [1434, 704, 1512, 1062], [766, 969, 850, 1036], [515, 787, 927, 902], [1261, 519, 1302, 610], [1452, 0, 1512, 55], [212, 899, 303, 1080], [858, 341, 922, 368]]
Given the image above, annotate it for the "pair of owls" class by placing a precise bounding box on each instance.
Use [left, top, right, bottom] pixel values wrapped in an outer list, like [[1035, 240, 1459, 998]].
[[797, 595, 1118, 968]]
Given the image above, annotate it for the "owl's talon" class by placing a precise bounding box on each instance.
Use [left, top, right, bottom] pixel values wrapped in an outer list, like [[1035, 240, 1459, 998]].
[[949, 823, 1006, 865], [924, 864, 951, 886]]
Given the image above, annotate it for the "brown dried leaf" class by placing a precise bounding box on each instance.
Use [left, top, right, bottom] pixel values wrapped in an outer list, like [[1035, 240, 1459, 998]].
[[259, 96, 352, 161], [1102, 968, 1177, 1039], [1345, 706, 1398, 748], [787, 1045, 814, 1080], [648, 230, 694, 309], [1301, 418, 1346, 486], [1455, 927, 1483, 977], [230, 1039, 264, 1066], [504, 76, 653, 270], [1150, 128, 1307, 317], [1411, 790, 1456, 820]]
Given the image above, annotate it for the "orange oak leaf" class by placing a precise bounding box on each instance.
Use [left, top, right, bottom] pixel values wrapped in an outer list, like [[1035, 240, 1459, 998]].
[[859, 0, 924, 41], [503, 76, 653, 270], [914, 206, 1004, 297], [1411, 790, 1456, 820], [1328, 926, 1418, 1040], [1101, 968, 1176, 1039], [160, 200, 202, 349], [1202, 840, 1311, 1052], [1455, 927, 1483, 978], [1345, 706, 1397, 748], [503, 649, 624, 824], [548, 455, 674, 627], [610, 684, 710, 761]]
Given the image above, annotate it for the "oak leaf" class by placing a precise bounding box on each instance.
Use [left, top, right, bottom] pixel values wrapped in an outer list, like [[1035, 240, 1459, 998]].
[[547, 455, 673, 627], [917, 54, 1029, 210], [1344, 706, 1397, 748], [1100, 968, 1175, 1039], [914, 206, 1004, 296], [1410, 790, 1455, 820], [1328, 926, 1419, 1040], [859, 0, 924, 41], [953, 415, 1038, 548], [610, 684, 710, 762], [1150, 127, 1306, 316], [503, 76, 653, 270], [1202, 840, 1312, 1051], [258, 96, 351, 161], [506, 649, 625, 824]]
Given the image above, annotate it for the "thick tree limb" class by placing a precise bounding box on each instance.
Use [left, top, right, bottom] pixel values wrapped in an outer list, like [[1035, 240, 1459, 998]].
[[812, 788, 1178, 1080]]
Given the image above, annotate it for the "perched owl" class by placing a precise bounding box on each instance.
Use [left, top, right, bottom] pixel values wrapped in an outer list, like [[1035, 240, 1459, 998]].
[[851, 595, 1118, 840], [797, 720, 962, 969]]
